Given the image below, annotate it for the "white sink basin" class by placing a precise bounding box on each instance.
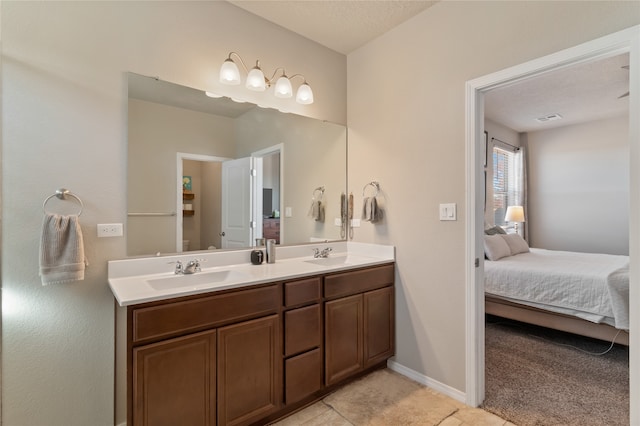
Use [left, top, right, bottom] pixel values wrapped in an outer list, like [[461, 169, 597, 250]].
[[304, 255, 353, 266], [147, 270, 246, 290]]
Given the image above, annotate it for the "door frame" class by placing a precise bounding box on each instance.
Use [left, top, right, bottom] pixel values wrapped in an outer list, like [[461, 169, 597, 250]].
[[176, 152, 230, 252], [252, 143, 284, 243], [464, 25, 640, 424]]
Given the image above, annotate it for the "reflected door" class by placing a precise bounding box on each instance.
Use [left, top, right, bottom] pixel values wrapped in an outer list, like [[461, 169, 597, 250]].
[[221, 157, 263, 248]]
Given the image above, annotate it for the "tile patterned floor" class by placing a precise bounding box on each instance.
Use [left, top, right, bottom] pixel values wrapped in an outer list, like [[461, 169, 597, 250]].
[[272, 369, 514, 426]]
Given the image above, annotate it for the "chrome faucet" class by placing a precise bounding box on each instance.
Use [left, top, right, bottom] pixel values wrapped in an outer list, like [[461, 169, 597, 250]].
[[172, 259, 202, 275], [313, 247, 333, 258], [183, 259, 202, 274]]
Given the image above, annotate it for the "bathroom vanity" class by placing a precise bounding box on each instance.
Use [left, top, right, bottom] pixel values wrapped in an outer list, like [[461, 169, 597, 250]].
[[109, 242, 395, 426]]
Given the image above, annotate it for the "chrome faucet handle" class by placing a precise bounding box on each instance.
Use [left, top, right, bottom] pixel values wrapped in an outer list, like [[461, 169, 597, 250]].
[[322, 247, 333, 257], [169, 260, 184, 275], [312, 248, 321, 258]]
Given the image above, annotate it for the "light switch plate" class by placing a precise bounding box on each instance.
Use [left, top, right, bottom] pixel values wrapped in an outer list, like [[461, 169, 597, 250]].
[[285, 207, 292, 217], [334, 218, 342, 226], [439, 203, 457, 221], [351, 218, 361, 228]]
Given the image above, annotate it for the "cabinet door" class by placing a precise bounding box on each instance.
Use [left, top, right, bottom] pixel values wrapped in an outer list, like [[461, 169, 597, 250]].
[[133, 330, 216, 426], [325, 294, 363, 386], [217, 315, 280, 426], [364, 286, 395, 367]]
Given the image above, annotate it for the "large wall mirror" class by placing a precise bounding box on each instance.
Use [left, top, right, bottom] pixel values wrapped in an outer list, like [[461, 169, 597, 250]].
[[127, 73, 347, 256]]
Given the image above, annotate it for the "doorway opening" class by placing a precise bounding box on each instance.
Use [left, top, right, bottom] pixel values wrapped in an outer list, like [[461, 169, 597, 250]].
[[464, 26, 639, 424]]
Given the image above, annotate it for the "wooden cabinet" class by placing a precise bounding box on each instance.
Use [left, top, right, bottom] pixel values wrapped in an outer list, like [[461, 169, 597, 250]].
[[282, 277, 323, 405], [129, 285, 280, 426], [133, 330, 217, 426], [217, 315, 280, 426], [325, 294, 364, 385], [324, 264, 395, 387], [128, 264, 394, 425], [263, 218, 280, 243]]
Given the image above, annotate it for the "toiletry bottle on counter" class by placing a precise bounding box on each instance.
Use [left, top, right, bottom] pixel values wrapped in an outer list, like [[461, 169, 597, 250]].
[[266, 239, 276, 263]]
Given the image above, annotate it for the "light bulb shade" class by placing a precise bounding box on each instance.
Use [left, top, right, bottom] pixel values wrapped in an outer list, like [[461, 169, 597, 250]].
[[295, 83, 314, 104], [220, 59, 240, 85], [246, 67, 266, 91], [274, 76, 293, 98], [505, 205, 525, 223]]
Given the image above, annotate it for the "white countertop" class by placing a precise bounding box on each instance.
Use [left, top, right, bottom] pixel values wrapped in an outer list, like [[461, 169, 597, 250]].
[[108, 242, 395, 306]]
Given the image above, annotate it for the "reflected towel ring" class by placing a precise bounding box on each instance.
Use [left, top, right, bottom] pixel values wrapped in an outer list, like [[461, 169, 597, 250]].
[[362, 181, 380, 197], [313, 186, 325, 200], [43, 188, 84, 216]]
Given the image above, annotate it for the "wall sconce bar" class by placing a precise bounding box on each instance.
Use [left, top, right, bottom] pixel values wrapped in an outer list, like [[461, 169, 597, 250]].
[[219, 51, 314, 105]]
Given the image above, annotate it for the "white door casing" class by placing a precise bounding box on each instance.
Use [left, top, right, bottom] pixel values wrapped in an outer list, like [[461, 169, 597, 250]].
[[464, 26, 639, 426]]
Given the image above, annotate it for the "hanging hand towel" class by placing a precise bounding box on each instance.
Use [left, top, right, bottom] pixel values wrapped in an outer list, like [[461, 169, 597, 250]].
[[362, 196, 383, 223], [307, 200, 325, 222], [39, 213, 88, 285]]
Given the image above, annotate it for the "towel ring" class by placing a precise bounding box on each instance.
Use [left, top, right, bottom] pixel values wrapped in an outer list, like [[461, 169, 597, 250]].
[[43, 188, 84, 216], [362, 181, 380, 197], [313, 186, 325, 200]]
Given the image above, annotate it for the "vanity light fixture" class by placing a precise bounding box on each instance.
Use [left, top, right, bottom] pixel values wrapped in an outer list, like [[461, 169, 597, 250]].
[[219, 52, 314, 105]]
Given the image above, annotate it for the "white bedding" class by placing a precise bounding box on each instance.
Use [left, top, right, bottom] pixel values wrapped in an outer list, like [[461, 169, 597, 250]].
[[485, 248, 629, 330]]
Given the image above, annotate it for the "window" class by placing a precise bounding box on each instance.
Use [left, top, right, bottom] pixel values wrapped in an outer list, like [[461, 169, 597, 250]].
[[492, 146, 518, 226]]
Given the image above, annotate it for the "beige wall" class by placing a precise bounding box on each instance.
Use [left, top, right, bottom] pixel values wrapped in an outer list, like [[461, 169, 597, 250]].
[[2, 1, 639, 425], [526, 115, 629, 255], [127, 98, 235, 255], [347, 1, 639, 392], [1, 2, 345, 425]]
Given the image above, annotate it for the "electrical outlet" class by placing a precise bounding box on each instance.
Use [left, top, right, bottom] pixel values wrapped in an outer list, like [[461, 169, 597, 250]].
[[97, 223, 123, 237]]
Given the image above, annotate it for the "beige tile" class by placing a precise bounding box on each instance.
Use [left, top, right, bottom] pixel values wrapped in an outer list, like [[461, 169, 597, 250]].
[[451, 407, 509, 426], [323, 369, 458, 425], [271, 402, 333, 425], [439, 416, 464, 426], [301, 408, 353, 426]]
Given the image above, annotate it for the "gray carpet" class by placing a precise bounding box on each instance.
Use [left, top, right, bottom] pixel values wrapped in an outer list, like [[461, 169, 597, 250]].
[[482, 316, 629, 426]]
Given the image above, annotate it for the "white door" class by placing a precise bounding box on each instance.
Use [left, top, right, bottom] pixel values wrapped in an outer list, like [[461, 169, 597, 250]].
[[221, 157, 262, 248]]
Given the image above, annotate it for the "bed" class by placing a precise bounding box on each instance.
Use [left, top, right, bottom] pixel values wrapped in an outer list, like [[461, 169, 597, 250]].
[[483, 232, 630, 345]]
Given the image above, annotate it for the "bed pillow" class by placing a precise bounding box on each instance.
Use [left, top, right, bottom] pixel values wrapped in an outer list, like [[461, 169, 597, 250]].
[[484, 234, 512, 261], [484, 225, 507, 235], [501, 233, 530, 255]]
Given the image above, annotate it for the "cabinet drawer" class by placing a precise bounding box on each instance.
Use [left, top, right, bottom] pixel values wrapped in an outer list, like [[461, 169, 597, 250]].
[[132, 285, 280, 344], [324, 264, 394, 300], [285, 349, 322, 405], [284, 277, 321, 307], [284, 304, 321, 357]]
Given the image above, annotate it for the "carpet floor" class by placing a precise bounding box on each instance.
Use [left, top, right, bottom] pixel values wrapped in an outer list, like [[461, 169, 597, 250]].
[[482, 316, 629, 426]]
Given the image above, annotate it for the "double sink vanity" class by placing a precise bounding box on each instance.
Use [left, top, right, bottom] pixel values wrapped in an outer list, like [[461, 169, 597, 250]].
[[109, 242, 395, 426]]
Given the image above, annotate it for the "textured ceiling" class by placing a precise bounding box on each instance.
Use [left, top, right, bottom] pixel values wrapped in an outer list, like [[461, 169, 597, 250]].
[[485, 53, 630, 133], [227, 0, 438, 54]]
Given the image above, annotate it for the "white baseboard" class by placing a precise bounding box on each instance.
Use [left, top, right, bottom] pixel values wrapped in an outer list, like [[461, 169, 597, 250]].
[[387, 359, 467, 404], [116, 422, 127, 426]]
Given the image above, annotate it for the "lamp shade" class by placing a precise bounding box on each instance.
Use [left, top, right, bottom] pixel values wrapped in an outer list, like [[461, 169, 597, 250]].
[[296, 82, 314, 104], [505, 205, 525, 223], [246, 65, 266, 91], [274, 75, 293, 98], [219, 59, 240, 85]]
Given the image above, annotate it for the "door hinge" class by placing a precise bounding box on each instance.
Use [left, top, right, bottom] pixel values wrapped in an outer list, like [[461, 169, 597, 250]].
[[250, 168, 257, 177], [475, 258, 480, 268], [250, 221, 256, 228]]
